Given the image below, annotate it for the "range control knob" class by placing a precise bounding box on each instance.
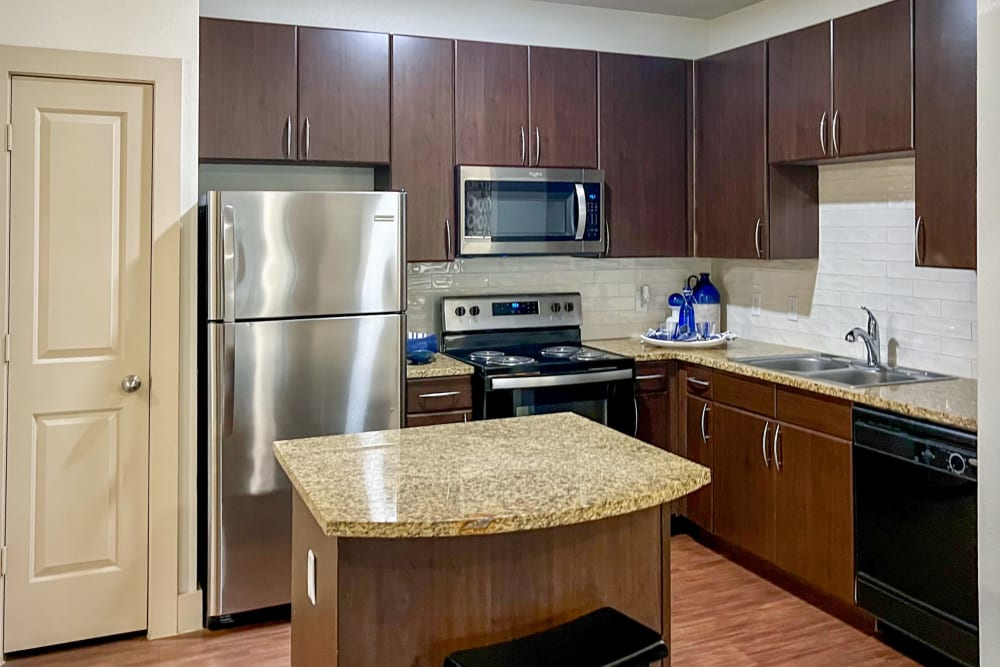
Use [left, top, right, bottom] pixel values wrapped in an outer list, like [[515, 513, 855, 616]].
[[454, 306, 466, 317], [919, 447, 936, 466], [551, 303, 562, 313], [948, 452, 967, 475], [565, 302, 575, 313], [469, 305, 481, 317]]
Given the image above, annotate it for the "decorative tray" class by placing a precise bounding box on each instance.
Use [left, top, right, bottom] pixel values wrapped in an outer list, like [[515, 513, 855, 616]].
[[639, 332, 735, 349]]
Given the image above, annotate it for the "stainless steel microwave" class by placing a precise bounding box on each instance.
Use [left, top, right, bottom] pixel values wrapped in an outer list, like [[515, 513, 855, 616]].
[[458, 166, 605, 256]]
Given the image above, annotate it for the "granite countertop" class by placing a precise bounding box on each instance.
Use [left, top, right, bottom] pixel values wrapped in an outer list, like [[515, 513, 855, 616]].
[[406, 353, 474, 380], [273, 412, 710, 539], [587, 338, 978, 432]]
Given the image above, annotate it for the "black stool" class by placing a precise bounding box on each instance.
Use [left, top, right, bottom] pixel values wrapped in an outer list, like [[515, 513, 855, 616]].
[[444, 607, 669, 667]]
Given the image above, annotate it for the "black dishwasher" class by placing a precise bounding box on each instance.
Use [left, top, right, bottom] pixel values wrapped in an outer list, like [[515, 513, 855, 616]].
[[853, 406, 978, 666]]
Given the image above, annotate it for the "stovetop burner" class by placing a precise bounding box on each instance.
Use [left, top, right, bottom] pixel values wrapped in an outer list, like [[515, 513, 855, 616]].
[[489, 355, 535, 366], [574, 349, 608, 361], [469, 350, 506, 361], [540, 346, 581, 357]]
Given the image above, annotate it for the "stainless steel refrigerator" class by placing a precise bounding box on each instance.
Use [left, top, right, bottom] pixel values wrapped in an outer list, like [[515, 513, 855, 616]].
[[199, 191, 405, 626]]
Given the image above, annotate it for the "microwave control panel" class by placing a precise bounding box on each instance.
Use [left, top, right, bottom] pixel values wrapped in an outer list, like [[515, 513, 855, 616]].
[[583, 183, 602, 241]]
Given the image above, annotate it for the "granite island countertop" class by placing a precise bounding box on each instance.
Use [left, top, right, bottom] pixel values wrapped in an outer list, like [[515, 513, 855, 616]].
[[274, 412, 710, 539], [587, 337, 978, 432], [406, 353, 474, 380]]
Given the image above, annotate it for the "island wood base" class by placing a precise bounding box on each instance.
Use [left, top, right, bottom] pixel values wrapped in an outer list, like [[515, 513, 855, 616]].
[[291, 494, 671, 667]]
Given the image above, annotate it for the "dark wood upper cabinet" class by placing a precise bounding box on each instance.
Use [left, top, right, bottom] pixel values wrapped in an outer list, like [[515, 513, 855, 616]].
[[298, 28, 390, 164], [528, 47, 598, 168], [832, 0, 914, 158], [455, 41, 529, 166], [914, 0, 977, 270], [600, 53, 689, 258], [199, 19, 298, 161], [768, 23, 833, 163], [389, 35, 456, 263], [695, 42, 768, 259]]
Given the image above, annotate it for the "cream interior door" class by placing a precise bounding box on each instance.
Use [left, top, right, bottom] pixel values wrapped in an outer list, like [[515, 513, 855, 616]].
[[4, 76, 153, 653]]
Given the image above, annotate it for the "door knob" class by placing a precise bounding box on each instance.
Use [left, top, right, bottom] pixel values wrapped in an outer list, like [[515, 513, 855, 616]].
[[121, 374, 142, 393]]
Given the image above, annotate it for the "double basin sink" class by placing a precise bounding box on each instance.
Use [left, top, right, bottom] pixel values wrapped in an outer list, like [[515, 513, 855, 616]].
[[737, 354, 952, 388]]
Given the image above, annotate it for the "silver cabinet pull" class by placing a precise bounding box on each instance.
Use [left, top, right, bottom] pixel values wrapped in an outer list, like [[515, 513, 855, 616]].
[[633, 395, 639, 437], [445, 218, 453, 260], [121, 374, 142, 393], [819, 110, 828, 155], [418, 391, 462, 399], [832, 109, 841, 156], [636, 374, 666, 381], [773, 423, 782, 471], [700, 402, 711, 444], [463, 412, 468, 423], [304, 117, 312, 160], [915, 216, 925, 265], [687, 377, 710, 389], [285, 115, 292, 159], [534, 127, 541, 166], [520, 126, 526, 165], [761, 421, 771, 468], [754, 218, 763, 259]]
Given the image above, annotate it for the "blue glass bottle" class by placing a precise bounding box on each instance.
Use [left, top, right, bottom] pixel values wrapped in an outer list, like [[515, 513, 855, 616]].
[[688, 273, 721, 336]]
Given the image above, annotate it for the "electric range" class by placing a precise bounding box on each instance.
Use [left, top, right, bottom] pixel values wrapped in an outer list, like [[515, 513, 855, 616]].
[[440, 293, 636, 434]]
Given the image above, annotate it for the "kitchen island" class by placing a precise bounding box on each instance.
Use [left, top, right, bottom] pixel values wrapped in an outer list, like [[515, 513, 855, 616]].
[[274, 412, 710, 667]]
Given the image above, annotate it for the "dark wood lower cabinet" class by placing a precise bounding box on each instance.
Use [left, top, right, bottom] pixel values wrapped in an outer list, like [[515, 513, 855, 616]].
[[406, 410, 471, 428], [636, 393, 669, 450], [773, 425, 854, 603], [684, 397, 713, 532], [712, 405, 775, 562]]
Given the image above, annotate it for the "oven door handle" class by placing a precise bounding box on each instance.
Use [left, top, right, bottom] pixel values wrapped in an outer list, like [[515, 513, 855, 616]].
[[574, 183, 587, 241], [490, 369, 633, 390]]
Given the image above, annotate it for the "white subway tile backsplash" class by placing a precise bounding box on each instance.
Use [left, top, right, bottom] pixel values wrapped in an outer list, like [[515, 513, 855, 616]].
[[717, 159, 978, 378]]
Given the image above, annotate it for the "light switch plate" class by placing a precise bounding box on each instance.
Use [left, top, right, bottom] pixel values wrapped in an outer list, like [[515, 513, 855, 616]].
[[751, 293, 762, 318], [307, 549, 317, 606], [787, 295, 799, 322]]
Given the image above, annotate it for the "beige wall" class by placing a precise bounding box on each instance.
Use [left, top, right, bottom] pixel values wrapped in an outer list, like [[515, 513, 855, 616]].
[[978, 0, 999, 661]]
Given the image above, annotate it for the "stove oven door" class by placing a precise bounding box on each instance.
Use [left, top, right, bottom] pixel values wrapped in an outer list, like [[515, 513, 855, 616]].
[[484, 370, 636, 435]]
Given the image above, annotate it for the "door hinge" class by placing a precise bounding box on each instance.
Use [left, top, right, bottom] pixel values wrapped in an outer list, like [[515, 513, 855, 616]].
[[1, 546, 7, 576], [4, 123, 11, 152]]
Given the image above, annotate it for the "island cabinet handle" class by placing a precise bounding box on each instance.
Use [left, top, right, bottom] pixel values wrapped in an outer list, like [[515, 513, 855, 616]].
[[417, 391, 462, 399], [687, 377, 710, 389], [700, 403, 710, 444], [636, 374, 666, 381], [773, 424, 782, 471], [761, 422, 771, 468]]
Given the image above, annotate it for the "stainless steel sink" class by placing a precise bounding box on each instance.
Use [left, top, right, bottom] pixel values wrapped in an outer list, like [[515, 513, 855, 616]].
[[738, 353, 953, 388]]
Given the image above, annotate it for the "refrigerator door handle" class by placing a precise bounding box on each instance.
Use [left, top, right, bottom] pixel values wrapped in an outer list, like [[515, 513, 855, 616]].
[[221, 203, 237, 322]]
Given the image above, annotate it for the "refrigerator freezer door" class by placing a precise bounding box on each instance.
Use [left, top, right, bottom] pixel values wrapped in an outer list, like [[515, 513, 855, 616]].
[[205, 315, 404, 618], [209, 191, 405, 321]]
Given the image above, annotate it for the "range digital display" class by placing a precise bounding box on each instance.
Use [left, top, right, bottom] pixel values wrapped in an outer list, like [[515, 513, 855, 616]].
[[492, 301, 540, 316]]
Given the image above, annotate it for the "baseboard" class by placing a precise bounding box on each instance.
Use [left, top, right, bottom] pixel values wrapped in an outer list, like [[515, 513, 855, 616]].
[[177, 589, 203, 635]]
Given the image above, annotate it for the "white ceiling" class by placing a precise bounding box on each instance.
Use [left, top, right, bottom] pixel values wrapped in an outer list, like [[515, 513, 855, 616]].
[[532, 0, 764, 20]]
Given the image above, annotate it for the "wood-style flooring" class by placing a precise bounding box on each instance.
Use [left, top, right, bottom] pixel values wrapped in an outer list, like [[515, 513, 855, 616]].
[[7, 535, 922, 666]]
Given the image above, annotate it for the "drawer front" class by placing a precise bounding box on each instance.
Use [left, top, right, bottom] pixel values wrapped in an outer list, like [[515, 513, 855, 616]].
[[684, 365, 714, 398], [776, 387, 852, 440], [635, 362, 669, 394], [407, 376, 473, 413], [406, 410, 471, 428], [713, 372, 775, 417]]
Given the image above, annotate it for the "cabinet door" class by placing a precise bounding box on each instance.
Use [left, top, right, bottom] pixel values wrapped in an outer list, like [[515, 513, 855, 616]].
[[685, 397, 713, 532], [636, 393, 669, 450], [455, 41, 529, 166], [406, 411, 471, 428], [773, 425, 854, 603], [769, 23, 833, 163], [298, 27, 390, 164], [391, 36, 456, 263], [712, 405, 774, 561], [199, 19, 297, 161], [695, 43, 768, 259], [914, 0, 977, 269], [528, 47, 598, 168], [832, 0, 913, 158], [599, 53, 689, 257]]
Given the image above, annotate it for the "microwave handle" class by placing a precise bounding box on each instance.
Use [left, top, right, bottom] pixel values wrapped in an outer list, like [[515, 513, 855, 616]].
[[574, 183, 587, 240]]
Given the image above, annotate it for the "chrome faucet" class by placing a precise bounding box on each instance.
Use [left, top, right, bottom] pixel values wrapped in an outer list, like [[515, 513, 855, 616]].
[[845, 306, 881, 368]]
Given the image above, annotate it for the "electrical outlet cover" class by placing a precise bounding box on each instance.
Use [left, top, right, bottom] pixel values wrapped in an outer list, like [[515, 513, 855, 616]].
[[751, 294, 762, 317], [787, 295, 799, 322]]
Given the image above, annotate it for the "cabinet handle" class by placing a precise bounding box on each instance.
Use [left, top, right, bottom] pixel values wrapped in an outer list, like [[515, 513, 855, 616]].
[[636, 374, 666, 381], [633, 395, 639, 438], [687, 377, 710, 389], [520, 126, 526, 165], [445, 218, 453, 260], [761, 422, 771, 468], [285, 115, 292, 159], [535, 127, 541, 166], [754, 218, 763, 259], [819, 110, 828, 156], [915, 216, 925, 266], [832, 109, 841, 156], [418, 391, 461, 399], [304, 117, 312, 160], [773, 423, 782, 471], [463, 412, 468, 423], [700, 403, 711, 444]]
